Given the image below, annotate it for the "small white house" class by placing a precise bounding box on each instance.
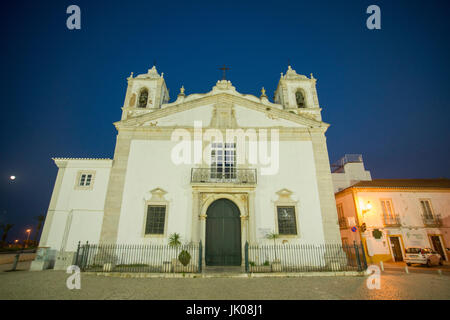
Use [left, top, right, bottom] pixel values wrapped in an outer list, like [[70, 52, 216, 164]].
[[36, 66, 342, 269]]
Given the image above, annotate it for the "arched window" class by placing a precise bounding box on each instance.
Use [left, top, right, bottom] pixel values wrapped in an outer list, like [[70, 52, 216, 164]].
[[295, 90, 305, 108], [138, 88, 149, 108]]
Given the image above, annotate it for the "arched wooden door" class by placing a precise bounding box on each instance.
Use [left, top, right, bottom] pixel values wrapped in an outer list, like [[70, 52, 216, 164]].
[[205, 198, 241, 266]]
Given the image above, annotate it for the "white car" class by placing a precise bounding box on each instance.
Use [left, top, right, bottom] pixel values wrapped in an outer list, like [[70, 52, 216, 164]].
[[405, 247, 443, 267]]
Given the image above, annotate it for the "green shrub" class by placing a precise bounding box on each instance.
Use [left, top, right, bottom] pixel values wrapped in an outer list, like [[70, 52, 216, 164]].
[[178, 250, 191, 266]]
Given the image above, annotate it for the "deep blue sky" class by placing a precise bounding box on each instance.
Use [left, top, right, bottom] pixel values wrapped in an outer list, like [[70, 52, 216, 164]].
[[1, 0, 449, 242]]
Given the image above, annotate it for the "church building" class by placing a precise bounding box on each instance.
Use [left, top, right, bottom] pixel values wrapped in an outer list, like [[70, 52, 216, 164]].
[[37, 65, 341, 268]]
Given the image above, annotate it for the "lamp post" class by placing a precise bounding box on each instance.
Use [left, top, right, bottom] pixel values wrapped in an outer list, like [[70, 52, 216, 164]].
[[25, 229, 31, 248]]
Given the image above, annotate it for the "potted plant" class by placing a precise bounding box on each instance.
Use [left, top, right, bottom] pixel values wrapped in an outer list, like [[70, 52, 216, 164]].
[[266, 231, 282, 272], [168, 233, 192, 272]]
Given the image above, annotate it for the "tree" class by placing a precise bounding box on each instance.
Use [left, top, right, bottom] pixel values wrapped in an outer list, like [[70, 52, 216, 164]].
[[33, 215, 45, 243], [1, 224, 14, 244]]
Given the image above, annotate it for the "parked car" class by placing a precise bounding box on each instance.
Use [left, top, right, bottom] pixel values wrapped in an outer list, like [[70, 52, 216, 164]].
[[405, 247, 443, 267]]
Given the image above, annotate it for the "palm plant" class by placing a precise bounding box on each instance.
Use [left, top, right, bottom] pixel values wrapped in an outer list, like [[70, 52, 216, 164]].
[[1, 223, 14, 244], [168, 232, 191, 267], [33, 215, 45, 243], [266, 231, 280, 262], [168, 232, 182, 247]]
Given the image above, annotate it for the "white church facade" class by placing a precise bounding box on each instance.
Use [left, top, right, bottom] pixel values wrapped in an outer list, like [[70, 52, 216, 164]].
[[37, 65, 342, 269]]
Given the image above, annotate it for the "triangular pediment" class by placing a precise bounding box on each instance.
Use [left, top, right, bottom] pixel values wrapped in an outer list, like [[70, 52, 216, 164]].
[[116, 91, 327, 129]]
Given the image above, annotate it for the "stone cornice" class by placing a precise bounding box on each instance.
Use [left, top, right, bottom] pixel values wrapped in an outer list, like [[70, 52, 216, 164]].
[[52, 158, 113, 169], [114, 125, 326, 141]]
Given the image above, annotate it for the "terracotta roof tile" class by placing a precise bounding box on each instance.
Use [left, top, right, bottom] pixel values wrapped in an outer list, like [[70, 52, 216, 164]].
[[351, 179, 450, 189]]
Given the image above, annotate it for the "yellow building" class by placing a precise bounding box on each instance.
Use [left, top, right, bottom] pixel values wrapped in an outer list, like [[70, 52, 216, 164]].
[[335, 178, 450, 264]]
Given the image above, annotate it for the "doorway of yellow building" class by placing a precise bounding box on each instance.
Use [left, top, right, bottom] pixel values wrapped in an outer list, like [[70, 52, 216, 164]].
[[429, 234, 447, 261], [388, 235, 405, 262]]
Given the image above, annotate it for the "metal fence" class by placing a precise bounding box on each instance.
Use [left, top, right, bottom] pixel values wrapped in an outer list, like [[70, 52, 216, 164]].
[[245, 242, 367, 273], [75, 242, 202, 273]]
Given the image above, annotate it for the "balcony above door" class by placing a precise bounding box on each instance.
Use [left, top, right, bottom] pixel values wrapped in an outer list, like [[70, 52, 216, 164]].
[[191, 168, 257, 185]]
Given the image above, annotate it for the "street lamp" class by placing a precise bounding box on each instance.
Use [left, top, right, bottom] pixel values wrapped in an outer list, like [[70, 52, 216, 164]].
[[25, 229, 31, 247], [361, 201, 372, 214]]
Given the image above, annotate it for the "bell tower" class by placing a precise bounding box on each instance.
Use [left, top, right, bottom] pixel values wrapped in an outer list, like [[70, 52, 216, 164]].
[[120, 66, 170, 120], [274, 66, 322, 121]]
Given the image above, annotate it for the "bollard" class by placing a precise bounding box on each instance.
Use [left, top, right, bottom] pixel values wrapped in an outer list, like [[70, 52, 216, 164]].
[[405, 266, 409, 274], [380, 261, 384, 272], [11, 253, 20, 271]]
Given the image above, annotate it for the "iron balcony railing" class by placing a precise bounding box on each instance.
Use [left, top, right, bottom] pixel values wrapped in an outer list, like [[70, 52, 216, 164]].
[[383, 214, 401, 227], [338, 217, 348, 229], [422, 214, 443, 227], [245, 242, 367, 273], [190, 168, 257, 184], [331, 154, 363, 173]]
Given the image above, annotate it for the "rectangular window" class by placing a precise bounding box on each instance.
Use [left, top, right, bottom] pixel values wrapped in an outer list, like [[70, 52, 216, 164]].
[[79, 174, 92, 186], [145, 205, 166, 235], [75, 171, 95, 190], [210, 142, 236, 180], [420, 200, 433, 219], [277, 206, 297, 235], [380, 199, 394, 220]]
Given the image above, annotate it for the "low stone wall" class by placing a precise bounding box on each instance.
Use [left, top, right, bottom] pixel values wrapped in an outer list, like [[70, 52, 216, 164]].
[[0, 253, 36, 265]]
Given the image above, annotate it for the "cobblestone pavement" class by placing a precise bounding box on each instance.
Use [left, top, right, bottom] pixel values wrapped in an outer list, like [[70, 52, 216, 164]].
[[0, 270, 449, 300]]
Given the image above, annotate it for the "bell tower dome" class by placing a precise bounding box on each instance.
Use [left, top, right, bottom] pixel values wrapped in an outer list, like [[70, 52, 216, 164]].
[[274, 66, 322, 121], [121, 66, 170, 120]]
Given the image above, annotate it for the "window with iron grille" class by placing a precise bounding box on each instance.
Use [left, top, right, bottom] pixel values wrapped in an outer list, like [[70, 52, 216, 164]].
[[277, 206, 297, 235], [145, 205, 166, 235]]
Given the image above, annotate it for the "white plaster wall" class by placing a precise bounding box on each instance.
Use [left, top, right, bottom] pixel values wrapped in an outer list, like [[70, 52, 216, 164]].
[[332, 162, 372, 193], [152, 104, 305, 128], [332, 173, 351, 193], [117, 140, 193, 245], [116, 138, 326, 246], [153, 104, 214, 127], [255, 140, 326, 244], [354, 190, 450, 255], [42, 160, 111, 252], [234, 106, 304, 128]]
